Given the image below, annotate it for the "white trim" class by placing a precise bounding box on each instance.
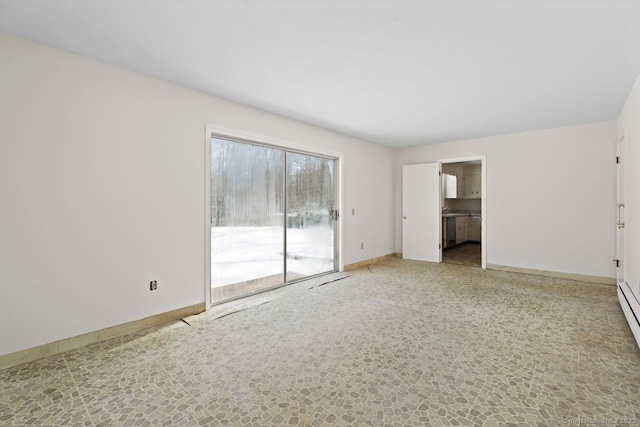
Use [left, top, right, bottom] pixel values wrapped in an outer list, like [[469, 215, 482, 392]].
[[206, 125, 343, 160], [481, 155, 487, 269], [488, 263, 615, 285], [616, 136, 625, 289], [438, 154, 487, 269], [618, 283, 640, 349], [204, 126, 212, 310], [335, 156, 344, 272]]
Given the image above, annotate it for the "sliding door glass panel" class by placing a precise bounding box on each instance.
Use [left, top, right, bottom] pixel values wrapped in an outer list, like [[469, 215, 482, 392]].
[[211, 137, 284, 302], [286, 152, 335, 281]]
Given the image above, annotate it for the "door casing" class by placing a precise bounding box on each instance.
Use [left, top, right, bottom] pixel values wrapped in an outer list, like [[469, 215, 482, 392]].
[[439, 155, 487, 269], [616, 135, 625, 285]]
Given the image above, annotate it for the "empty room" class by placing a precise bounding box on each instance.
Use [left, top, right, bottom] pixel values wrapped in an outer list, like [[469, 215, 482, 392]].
[[1, 1, 640, 426]]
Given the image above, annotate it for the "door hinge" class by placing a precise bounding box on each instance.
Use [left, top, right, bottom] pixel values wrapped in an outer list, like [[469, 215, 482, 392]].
[[613, 259, 620, 268], [616, 156, 620, 164], [439, 243, 441, 249], [439, 171, 442, 176]]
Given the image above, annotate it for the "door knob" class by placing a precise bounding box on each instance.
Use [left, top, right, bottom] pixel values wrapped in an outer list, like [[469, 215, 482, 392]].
[[403, 215, 407, 219]]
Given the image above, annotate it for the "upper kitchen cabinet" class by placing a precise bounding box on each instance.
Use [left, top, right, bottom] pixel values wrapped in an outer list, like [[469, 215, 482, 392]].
[[457, 174, 466, 198], [462, 164, 481, 199], [465, 173, 481, 199], [442, 173, 457, 198], [442, 162, 481, 199]]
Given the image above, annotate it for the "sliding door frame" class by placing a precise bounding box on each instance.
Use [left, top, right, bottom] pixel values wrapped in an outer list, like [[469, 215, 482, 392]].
[[204, 125, 343, 310]]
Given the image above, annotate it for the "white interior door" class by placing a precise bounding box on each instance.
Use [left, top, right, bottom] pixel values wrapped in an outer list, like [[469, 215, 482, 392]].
[[616, 137, 625, 285], [402, 163, 441, 262]]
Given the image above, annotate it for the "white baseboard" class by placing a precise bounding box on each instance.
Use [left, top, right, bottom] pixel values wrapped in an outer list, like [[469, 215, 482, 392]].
[[487, 264, 615, 285], [618, 283, 640, 349], [344, 253, 401, 271]]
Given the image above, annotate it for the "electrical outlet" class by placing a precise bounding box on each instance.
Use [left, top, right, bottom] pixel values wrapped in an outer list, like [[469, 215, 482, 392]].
[[150, 280, 157, 291]]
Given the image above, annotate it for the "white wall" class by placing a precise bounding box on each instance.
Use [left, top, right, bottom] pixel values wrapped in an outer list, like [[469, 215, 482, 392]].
[[395, 121, 617, 278], [618, 73, 640, 298], [0, 33, 395, 356]]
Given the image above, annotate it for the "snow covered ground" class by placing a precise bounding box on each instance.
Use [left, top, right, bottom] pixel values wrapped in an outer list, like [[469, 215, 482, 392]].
[[211, 226, 334, 288]]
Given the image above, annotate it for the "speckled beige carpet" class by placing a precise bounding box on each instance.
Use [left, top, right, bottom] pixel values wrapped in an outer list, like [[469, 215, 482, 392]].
[[2, 258, 639, 426]]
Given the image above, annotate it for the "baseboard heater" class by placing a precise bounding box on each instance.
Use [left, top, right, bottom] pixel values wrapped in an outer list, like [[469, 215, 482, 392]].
[[618, 283, 640, 349]]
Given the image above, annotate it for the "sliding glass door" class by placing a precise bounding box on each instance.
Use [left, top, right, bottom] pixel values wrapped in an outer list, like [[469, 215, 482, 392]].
[[286, 152, 335, 281], [210, 135, 337, 303]]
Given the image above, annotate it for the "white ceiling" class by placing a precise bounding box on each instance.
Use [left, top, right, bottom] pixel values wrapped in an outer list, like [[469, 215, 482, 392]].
[[1, 0, 639, 148]]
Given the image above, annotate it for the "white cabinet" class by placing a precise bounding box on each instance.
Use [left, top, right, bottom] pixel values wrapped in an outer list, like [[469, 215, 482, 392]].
[[457, 175, 465, 199], [468, 216, 481, 242], [444, 214, 481, 247], [455, 173, 481, 199], [468, 174, 481, 198], [463, 175, 472, 199], [443, 163, 481, 200], [460, 164, 481, 199], [443, 173, 457, 198], [455, 216, 468, 244]]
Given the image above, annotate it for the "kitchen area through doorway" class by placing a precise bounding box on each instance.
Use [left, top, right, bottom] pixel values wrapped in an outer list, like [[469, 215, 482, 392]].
[[442, 161, 482, 267]]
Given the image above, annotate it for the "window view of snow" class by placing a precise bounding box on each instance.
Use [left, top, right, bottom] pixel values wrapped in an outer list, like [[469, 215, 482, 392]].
[[211, 137, 335, 301]]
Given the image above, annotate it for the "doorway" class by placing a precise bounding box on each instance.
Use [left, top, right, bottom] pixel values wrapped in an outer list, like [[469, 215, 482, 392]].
[[401, 156, 486, 268], [441, 159, 483, 268], [208, 134, 338, 304]]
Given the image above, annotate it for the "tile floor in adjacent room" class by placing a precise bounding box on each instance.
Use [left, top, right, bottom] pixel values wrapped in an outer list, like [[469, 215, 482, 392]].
[[2, 259, 639, 426], [443, 242, 482, 268]]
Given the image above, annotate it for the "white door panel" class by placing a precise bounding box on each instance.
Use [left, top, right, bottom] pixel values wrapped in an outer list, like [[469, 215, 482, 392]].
[[617, 137, 624, 285], [402, 163, 441, 262]]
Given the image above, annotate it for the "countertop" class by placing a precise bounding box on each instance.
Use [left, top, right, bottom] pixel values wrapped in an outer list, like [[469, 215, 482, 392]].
[[442, 212, 481, 218]]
